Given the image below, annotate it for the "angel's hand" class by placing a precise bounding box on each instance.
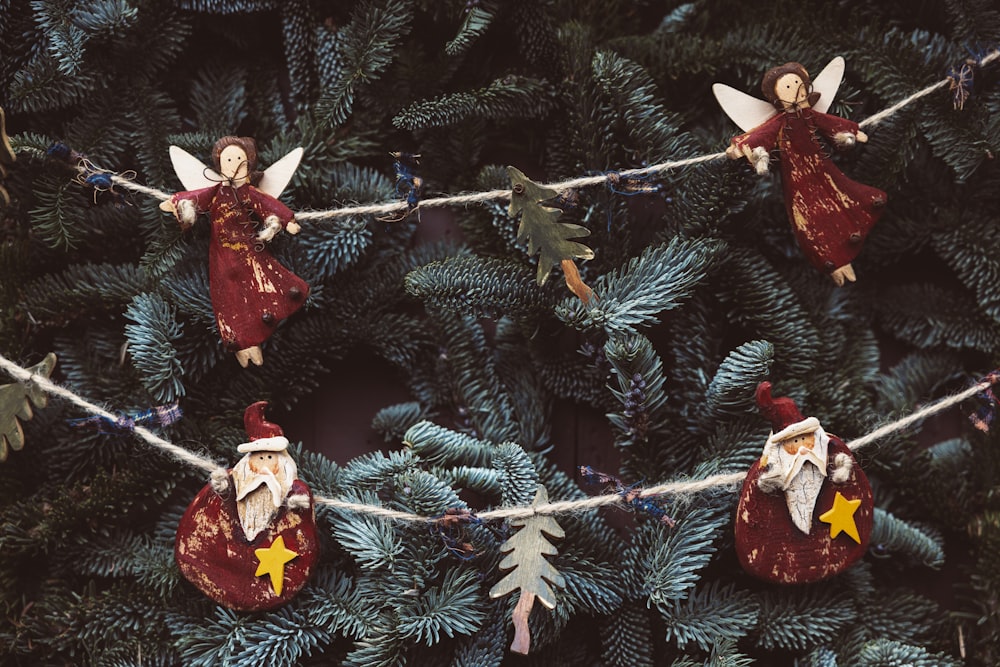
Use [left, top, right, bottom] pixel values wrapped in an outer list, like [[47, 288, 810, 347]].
[[286, 220, 301, 235], [748, 146, 770, 175], [159, 199, 175, 213], [257, 215, 282, 243], [855, 130, 868, 143], [725, 143, 742, 160]]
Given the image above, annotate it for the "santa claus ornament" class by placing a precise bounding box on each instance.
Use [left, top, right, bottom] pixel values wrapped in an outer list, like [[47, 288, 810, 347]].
[[734, 382, 873, 584], [175, 401, 319, 610], [713, 58, 887, 286], [160, 137, 309, 367]]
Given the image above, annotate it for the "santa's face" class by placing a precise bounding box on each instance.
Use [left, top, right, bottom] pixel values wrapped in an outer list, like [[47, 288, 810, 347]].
[[758, 428, 829, 535], [781, 432, 815, 455], [231, 449, 297, 541], [249, 451, 281, 476]]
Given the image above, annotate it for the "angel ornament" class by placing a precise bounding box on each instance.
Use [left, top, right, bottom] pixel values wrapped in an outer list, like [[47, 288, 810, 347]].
[[714, 58, 887, 286], [160, 137, 308, 367]]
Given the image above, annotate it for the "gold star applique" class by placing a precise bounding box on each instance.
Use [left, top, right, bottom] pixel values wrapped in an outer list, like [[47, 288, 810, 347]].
[[819, 491, 862, 543], [254, 535, 298, 596]]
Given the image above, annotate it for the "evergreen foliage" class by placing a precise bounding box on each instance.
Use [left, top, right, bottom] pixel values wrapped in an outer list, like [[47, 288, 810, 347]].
[[1, 0, 999, 665]]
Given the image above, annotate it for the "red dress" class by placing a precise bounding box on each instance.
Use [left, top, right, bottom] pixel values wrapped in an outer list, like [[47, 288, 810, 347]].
[[732, 109, 886, 273], [175, 476, 320, 610], [170, 184, 309, 350]]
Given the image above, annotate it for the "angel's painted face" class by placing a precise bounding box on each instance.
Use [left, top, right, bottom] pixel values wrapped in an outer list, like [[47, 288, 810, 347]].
[[219, 144, 250, 182], [774, 72, 809, 107]]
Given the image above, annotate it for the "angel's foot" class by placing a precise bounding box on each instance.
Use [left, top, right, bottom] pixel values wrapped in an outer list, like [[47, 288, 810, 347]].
[[235, 346, 264, 367], [830, 264, 856, 287]]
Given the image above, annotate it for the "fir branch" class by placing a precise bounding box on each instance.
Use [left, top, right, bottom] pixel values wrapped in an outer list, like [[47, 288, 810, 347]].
[[557, 237, 724, 334], [445, 3, 497, 56], [123, 292, 185, 403], [644, 505, 728, 606], [22, 262, 150, 320], [315, 0, 413, 126], [703, 340, 774, 420], [392, 75, 553, 130], [601, 602, 654, 667], [395, 568, 486, 645], [870, 508, 946, 568], [849, 638, 961, 667], [754, 586, 854, 651], [591, 50, 699, 165], [404, 421, 494, 468], [405, 255, 555, 319], [661, 581, 759, 652]]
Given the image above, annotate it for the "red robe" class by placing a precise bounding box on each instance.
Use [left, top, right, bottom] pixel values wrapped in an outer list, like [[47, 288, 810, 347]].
[[171, 184, 309, 350], [732, 109, 886, 273], [734, 436, 873, 584], [175, 476, 320, 610]]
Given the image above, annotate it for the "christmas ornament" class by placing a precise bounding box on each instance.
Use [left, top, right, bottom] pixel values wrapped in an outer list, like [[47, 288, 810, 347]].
[[160, 136, 309, 367], [508, 166, 595, 303], [0, 107, 15, 207], [489, 484, 566, 654], [0, 353, 56, 462], [734, 382, 873, 584], [175, 401, 318, 610], [713, 58, 887, 286]]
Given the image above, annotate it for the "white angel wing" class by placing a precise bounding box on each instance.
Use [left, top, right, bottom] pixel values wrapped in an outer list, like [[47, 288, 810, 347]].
[[168, 145, 220, 191], [712, 83, 776, 132], [810, 56, 845, 114], [257, 147, 304, 199]]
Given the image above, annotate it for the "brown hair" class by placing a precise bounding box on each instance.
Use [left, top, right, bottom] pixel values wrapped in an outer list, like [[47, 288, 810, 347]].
[[212, 136, 263, 184], [761, 62, 820, 108]]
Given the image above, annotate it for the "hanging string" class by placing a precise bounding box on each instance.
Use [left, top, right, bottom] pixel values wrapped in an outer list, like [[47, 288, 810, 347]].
[[64, 48, 997, 222], [0, 351, 994, 525]]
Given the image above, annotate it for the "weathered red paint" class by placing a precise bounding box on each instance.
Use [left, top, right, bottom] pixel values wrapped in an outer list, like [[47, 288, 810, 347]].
[[734, 436, 873, 584], [170, 184, 309, 350], [175, 475, 319, 610], [731, 109, 886, 273]]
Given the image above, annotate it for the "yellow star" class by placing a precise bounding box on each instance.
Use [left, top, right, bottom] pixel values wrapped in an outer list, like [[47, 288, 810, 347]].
[[254, 535, 298, 596], [819, 491, 862, 543]]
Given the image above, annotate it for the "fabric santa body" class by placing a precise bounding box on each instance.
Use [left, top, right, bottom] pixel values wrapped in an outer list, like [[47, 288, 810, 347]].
[[735, 434, 873, 584], [175, 401, 319, 611], [175, 475, 319, 610], [735, 382, 873, 584]]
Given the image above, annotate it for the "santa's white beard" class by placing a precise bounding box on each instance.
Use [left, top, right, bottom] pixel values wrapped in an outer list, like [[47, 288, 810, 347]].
[[231, 456, 295, 541], [783, 461, 825, 534], [237, 484, 281, 541]]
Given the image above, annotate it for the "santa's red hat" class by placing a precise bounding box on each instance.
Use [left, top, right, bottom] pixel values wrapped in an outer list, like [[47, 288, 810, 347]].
[[756, 382, 819, 442], [237, 401, 290, 453]]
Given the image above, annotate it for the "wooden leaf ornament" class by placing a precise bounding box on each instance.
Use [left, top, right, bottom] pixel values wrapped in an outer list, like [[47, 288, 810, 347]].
[[714, 59, 886, 286], [489, 484, 566, 654], [0, 353, 56, 462], [161, 136, 309, 368], [508, 166, 595, 303], [175, 402, 319, 610], [0, 106, 15, 207], [734, 383, 873, 584]]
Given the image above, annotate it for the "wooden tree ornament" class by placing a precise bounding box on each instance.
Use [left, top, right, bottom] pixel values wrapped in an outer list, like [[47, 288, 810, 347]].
[[734, 383, 873, 584], [0, 353, 56, 462], [508, 166, 595, 303], [714, 58, 887, 286], [160, 137, 309, 368], [489, 484, 567, 654]]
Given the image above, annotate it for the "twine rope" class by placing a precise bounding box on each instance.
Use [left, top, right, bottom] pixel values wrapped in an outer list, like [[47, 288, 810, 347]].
[[0, 352, 992, 524], [90, 50, 997, 221]]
